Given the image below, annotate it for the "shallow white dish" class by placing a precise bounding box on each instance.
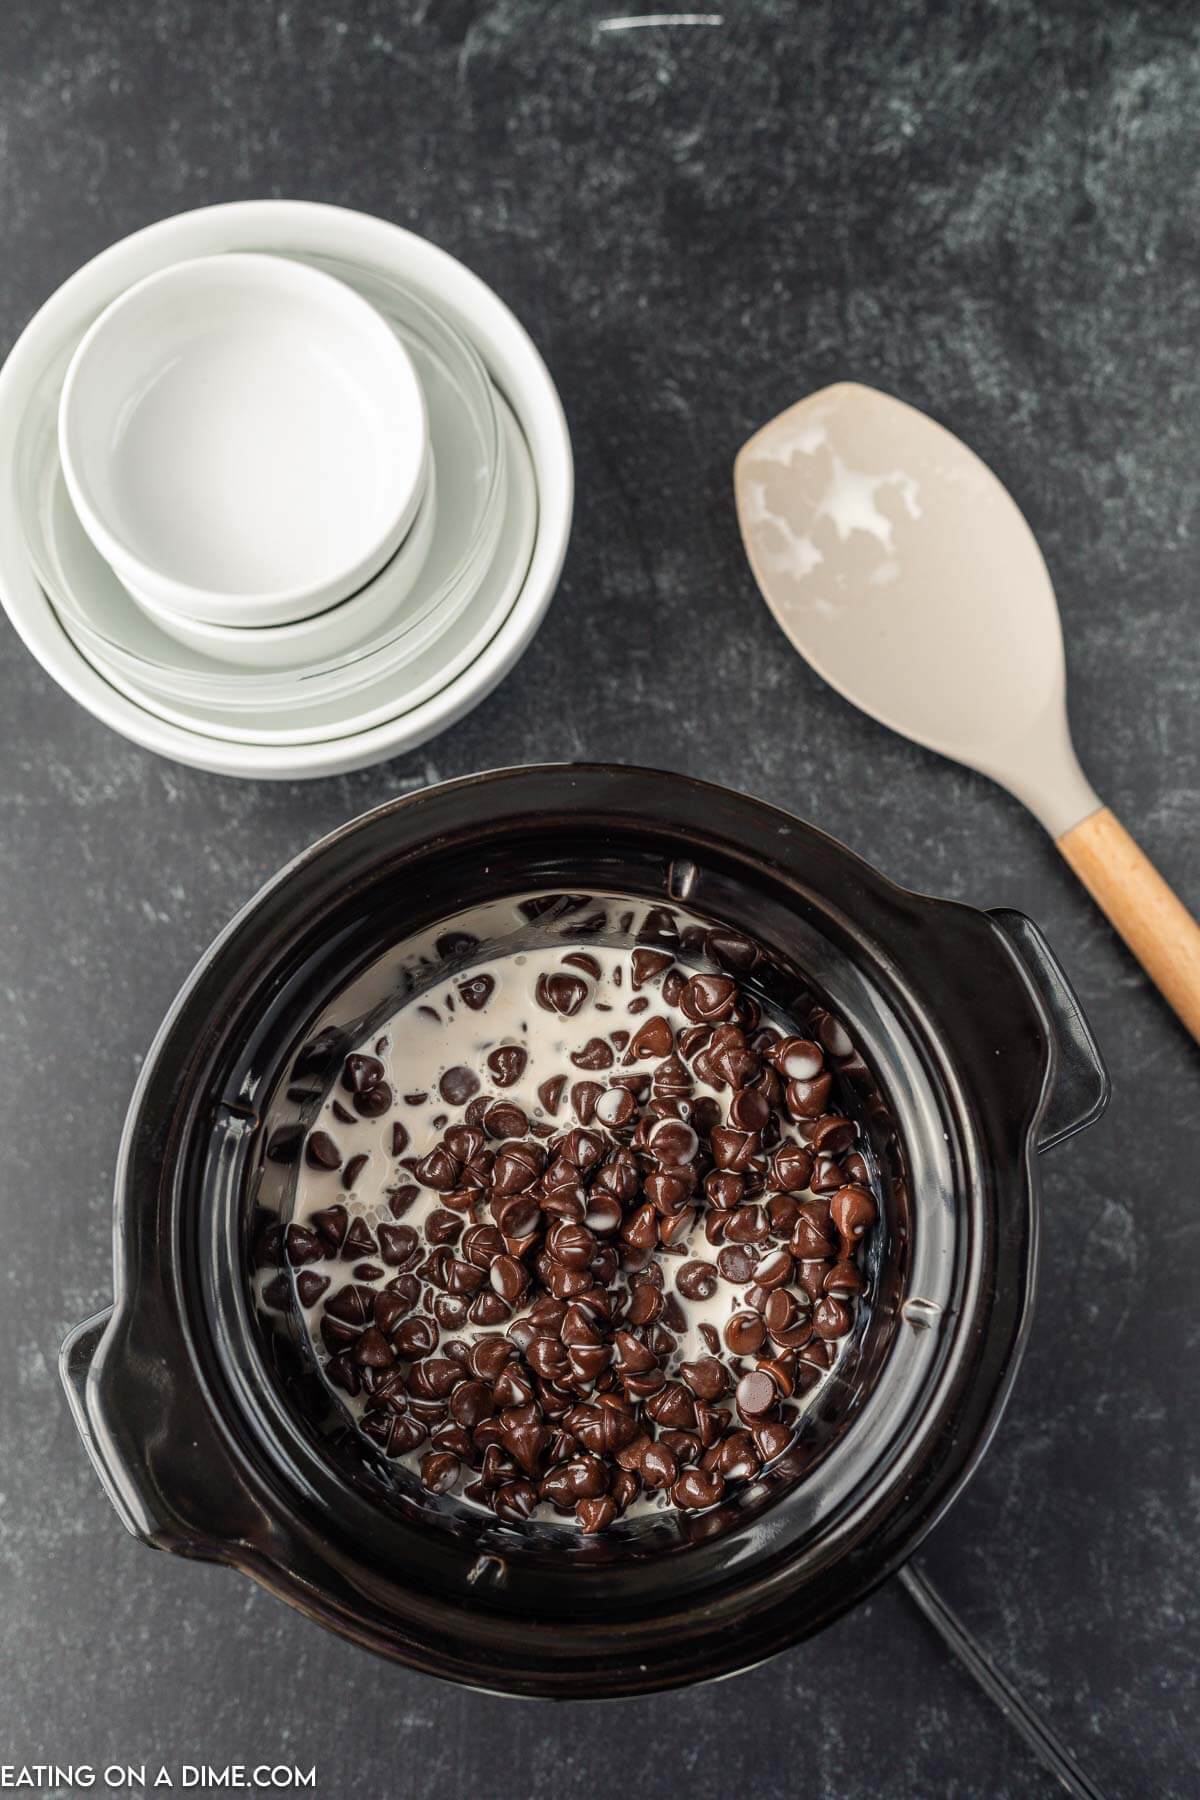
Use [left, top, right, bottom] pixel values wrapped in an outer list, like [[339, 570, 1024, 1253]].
[[122, 455, 437, 669], [0, 200, 572, 779], [81, 397, 536, 746], [58, 254, 429, 630]]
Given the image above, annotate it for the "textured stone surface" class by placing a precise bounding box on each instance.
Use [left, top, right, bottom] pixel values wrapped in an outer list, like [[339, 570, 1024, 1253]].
[[1, 2, 1198, 1794]]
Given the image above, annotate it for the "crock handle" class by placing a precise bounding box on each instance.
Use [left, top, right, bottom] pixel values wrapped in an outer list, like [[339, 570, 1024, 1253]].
[[62, 1305, 256, 1551], [989, 909, 1111, 1151], [59, 1307, 150, 1540]]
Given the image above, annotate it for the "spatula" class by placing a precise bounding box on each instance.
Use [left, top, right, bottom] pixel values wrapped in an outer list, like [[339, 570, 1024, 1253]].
[[735, 382, 1200, 1044]]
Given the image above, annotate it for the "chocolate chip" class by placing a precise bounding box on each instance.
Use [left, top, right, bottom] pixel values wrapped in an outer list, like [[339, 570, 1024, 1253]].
[[831, 1184, 877, 1246], [680, 973, 738, 1024], [457, 974, 495, 1012], [735, 1369, 777, 1421], [486, 1044, 528, 1088], [797, 1259, 833, 1302], [771, 1037, 825, 1081], [763, 1288, 804, 1340], [824, 1259, 866, 1297], [809, 1115, 856, 1154], [671, 1466, 725, 1510], [353, 1081, 392, 1118], [536, 971, 589, 1016], [538, 1075, 566, 1114], [495, 1193, 540, 1238], [570, 1080, 603, 1124], [577, 1496, 617, 1532], [310, 1204, 348, 1254], [648, 1118, 699, 1166], [261, 1273, 291, 1311], [756, 1354, 795, 1399], [631, 948, 673, 988], [710, 1126, 760, 1172], [414, 1146, 461, 1191], [790, 1201, 836, 1259], [285, 1224, 323, 1265], [751, 1418, 793, 1462], [813, 1296, 853, 1339], [640, 1441, 678, 1490], [354, 1325, 396, 1368], [679, 1357, 728, 1401], [266, 1126, 304, 1165], [766, 1193, 802, 1237], [724, 1310, 766, 1354], [595, 1085, 636, 1129], [378, 1222, 419, 1267], [342, 1053, 385, 1095], [703, 1169, 743, 1211], [492, 1142, 543, 1195], [485, 1100, 529, 1140], [755, 1247, 794, 1289], [628, 1015, 674, 1059], [342, 1218, 377, 1261], [716, 1244, 758, 1284], [420, 1450, 461, 1493], [490, 1254, 530, 1303], [676, 1259, 718, 1301], [724, 1204, 768, 1245], [620, 1203, 659, 1250], [295, 1270, 329, 1308], [785, 1073, 835, 1120], [439, 1065, 480, 1106], [434, 1293, 469, 1330], [305, 1130, 341, 1171]]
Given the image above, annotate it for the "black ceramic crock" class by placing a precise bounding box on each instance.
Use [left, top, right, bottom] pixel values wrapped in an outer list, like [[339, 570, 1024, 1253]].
[[60, 765, 1108, 1697]]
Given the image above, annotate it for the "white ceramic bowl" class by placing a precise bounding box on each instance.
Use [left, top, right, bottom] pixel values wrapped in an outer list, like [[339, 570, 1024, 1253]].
[[58, 253, 428, 629], [124, 457, 437, 670], [0, 200, 573, 779]]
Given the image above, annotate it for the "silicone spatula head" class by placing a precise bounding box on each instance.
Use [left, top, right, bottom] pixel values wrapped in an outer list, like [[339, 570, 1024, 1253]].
[[734, 382, 1099, 837]]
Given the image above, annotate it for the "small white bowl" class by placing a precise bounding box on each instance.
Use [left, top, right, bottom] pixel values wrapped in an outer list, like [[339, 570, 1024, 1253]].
[[58, 253, 428, 629], [122, 455, 437, 670]]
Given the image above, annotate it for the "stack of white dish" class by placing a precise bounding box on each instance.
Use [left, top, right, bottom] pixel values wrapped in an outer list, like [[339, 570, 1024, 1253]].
[[0, 202, 573, 778]]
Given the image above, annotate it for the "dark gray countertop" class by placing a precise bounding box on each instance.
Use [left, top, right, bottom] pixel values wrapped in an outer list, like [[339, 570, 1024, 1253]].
[[2, 2, 1197, 1795]]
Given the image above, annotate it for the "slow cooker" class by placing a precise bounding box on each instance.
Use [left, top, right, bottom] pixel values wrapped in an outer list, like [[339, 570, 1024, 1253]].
[[60, 764, 1108, 1696]]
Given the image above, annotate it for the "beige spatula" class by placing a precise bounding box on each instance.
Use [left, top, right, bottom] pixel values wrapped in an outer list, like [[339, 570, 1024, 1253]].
[[735, 381, 1200, 1044]]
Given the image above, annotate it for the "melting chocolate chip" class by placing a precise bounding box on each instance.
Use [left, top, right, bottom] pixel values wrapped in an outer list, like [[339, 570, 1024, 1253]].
[[487, 1044, 528, 1087], [439, 1065, 481, 1106], [536, 971, 589, 1016]]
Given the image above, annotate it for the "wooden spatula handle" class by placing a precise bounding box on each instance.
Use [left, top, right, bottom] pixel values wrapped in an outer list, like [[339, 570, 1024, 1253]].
[[1057, 807, 1200, 1043]]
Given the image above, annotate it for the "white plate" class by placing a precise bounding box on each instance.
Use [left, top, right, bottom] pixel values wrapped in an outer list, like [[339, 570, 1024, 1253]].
[[82, 398, 536, 746], [0, 200, 572, 779]]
